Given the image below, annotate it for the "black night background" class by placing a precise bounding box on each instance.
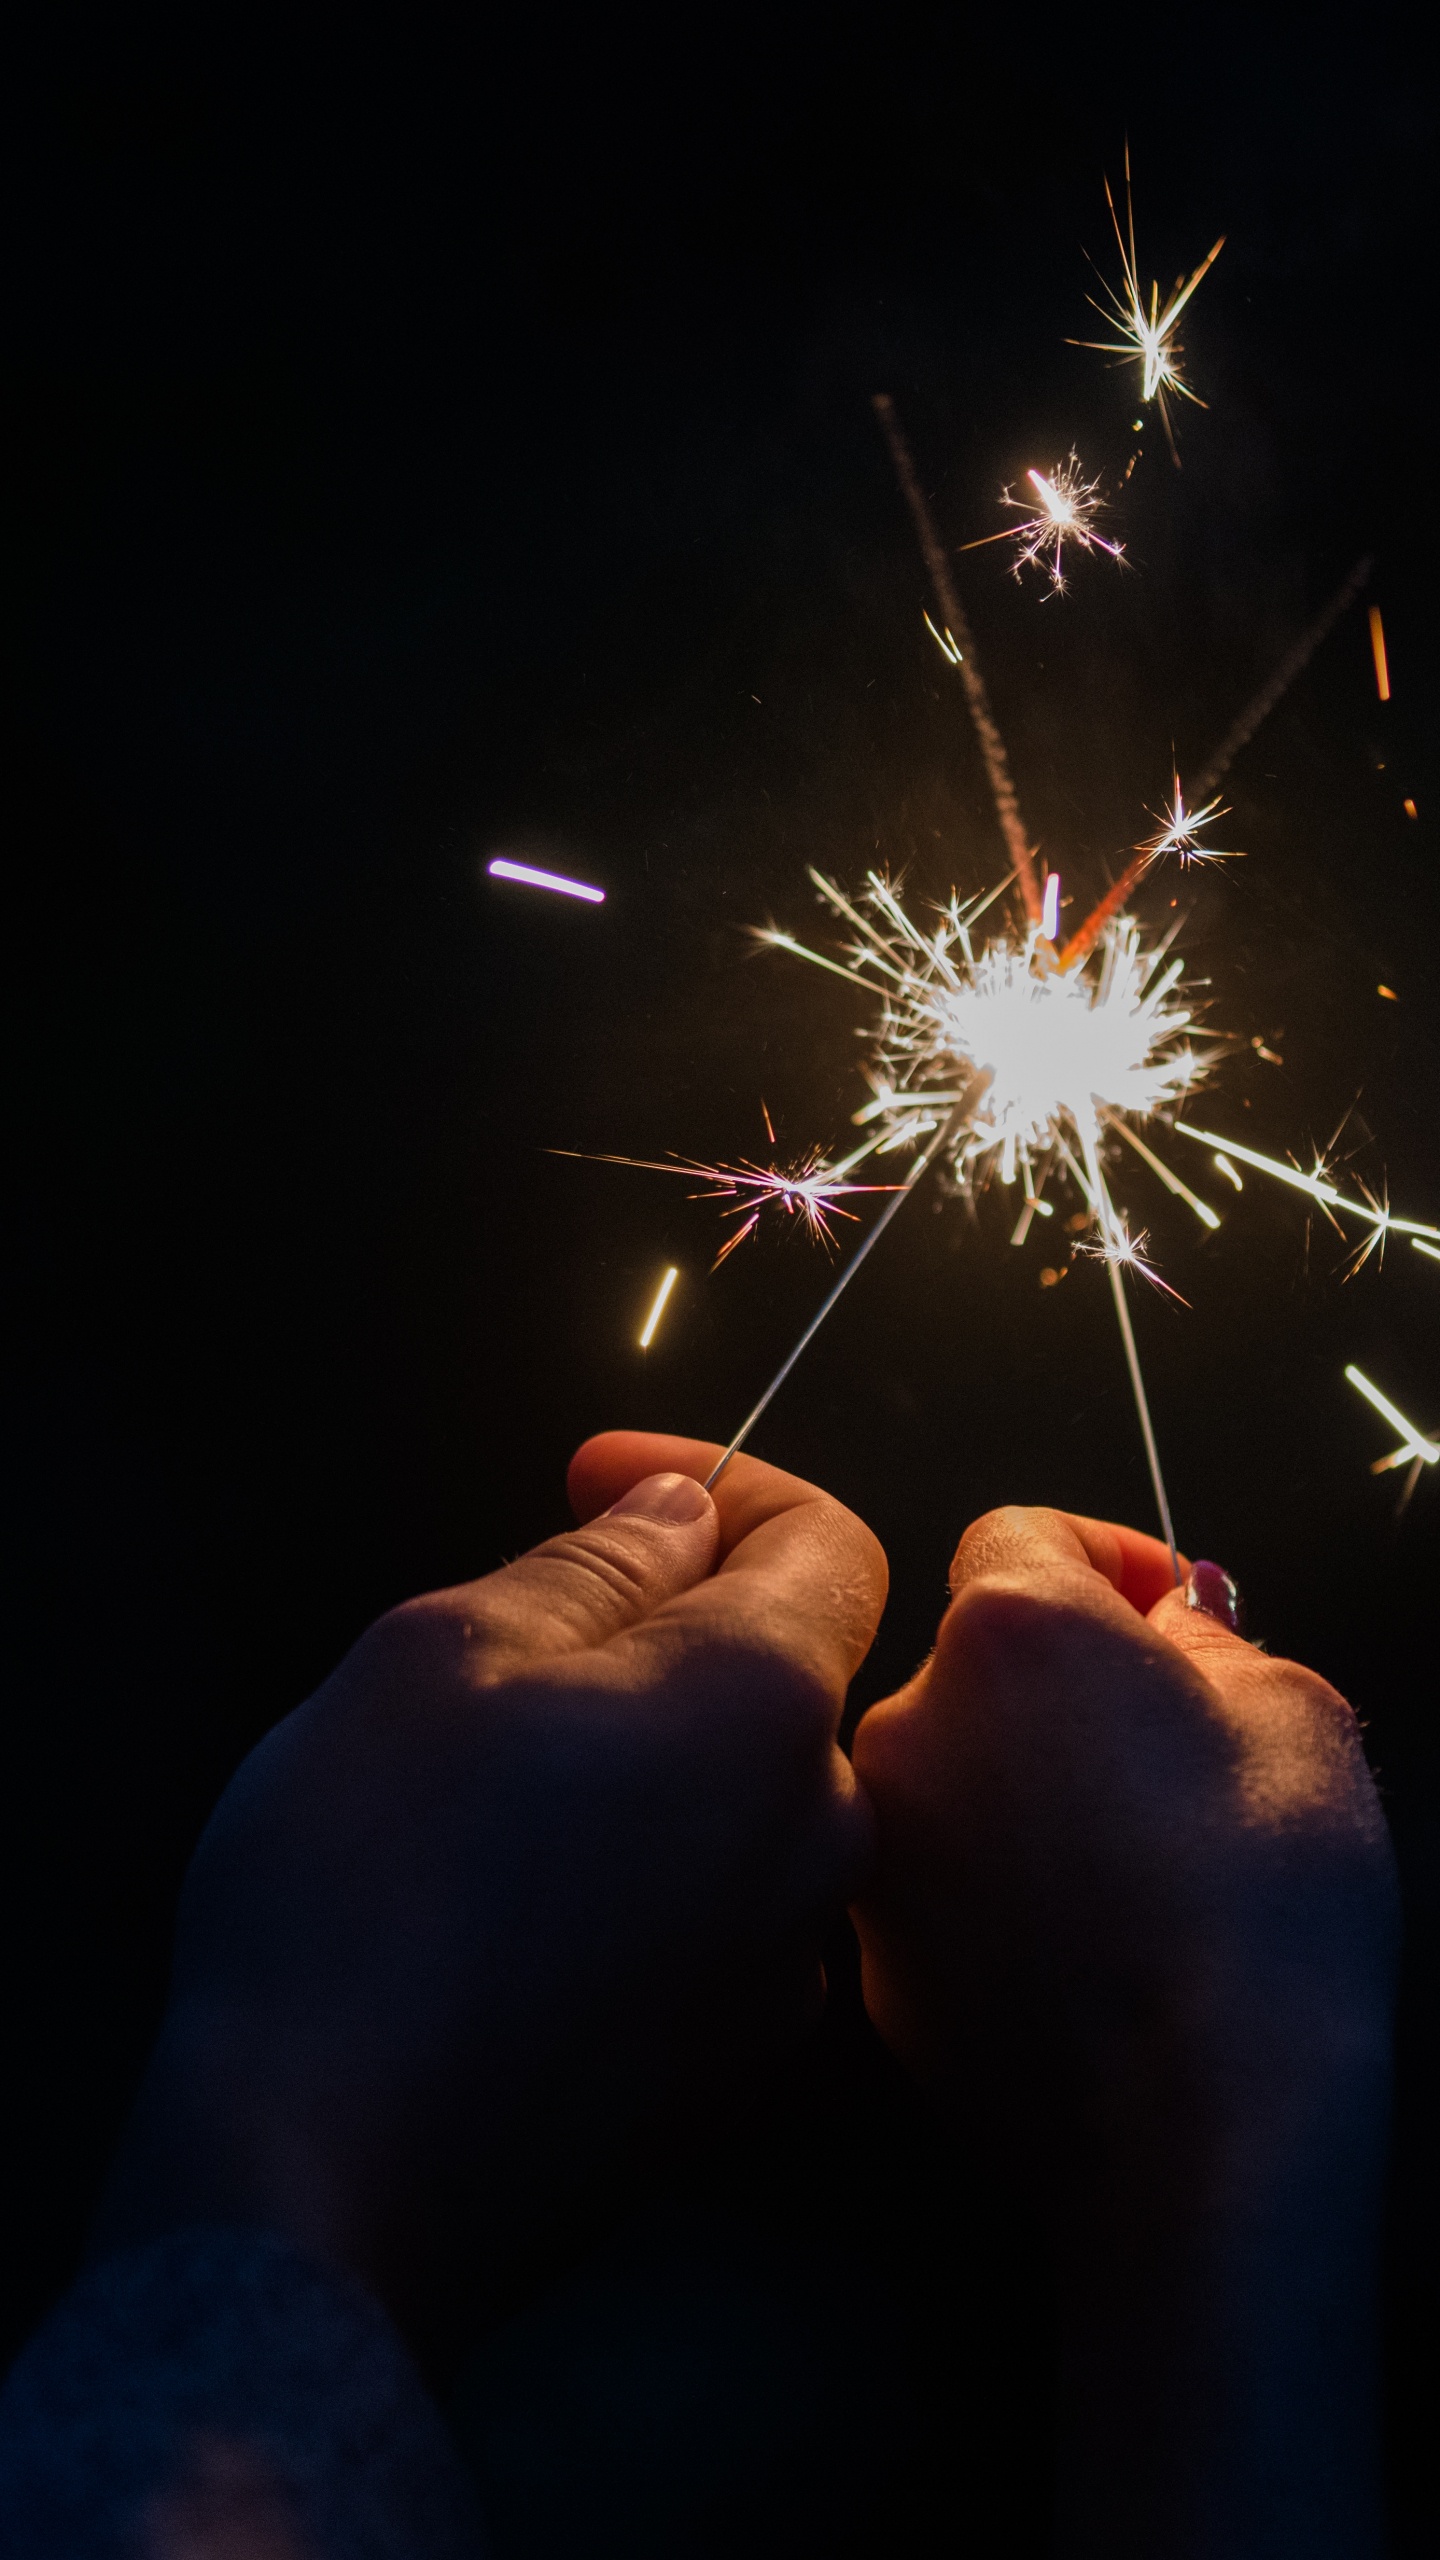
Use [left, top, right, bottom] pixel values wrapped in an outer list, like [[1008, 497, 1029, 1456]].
[[8, 9, 1437, 2549]]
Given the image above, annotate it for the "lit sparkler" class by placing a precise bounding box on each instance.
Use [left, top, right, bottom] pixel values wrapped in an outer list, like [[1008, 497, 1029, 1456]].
[[1070, 149, 1224, 457], [962, 453, 1125, 594], [751, 869, 1225, 1567]]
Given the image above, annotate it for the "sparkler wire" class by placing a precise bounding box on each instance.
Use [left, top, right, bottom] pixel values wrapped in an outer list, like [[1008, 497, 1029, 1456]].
[[1077, 1117, 1181, 1582], [871, 395, 1043, 923], [703, 1095, 978, 1488]]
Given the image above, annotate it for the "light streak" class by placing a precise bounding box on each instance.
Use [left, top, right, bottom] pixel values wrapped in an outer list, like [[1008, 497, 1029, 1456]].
[[1368, 606, 1391, 702], [1414, 1239, 1440, 1264], [488, 858, 605, 903], [1174, 1125, 1440, 1273], [1041, 871, 1061, 940], [638, 1266, 679, 1348], [1344, 1366, 1439, 1467], [1213, 1150, 1244, 1190], [963, 455, 1125, 594], [1070, 149, 1224, 458], [755, 871, 1226, 1562]]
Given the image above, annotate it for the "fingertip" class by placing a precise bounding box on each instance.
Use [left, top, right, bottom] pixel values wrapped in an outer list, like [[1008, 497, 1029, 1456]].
[[568, 1430, 721, 1524], [1063, 1514, 1189, 1615]]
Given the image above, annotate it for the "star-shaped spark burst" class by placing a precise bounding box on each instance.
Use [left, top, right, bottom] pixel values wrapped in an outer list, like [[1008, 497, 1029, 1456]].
[[1069, 150, 1224, 459], [1137, 781, 1240, 868], [962, 454, 1125, 596], [760, 867, 1219, 1275], [1075, 1216, 1191, 1305], [556, 1110, 901, 1271]]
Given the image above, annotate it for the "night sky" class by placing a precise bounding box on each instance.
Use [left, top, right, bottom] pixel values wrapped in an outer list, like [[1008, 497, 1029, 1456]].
[[9, 10, 1437, 2547]]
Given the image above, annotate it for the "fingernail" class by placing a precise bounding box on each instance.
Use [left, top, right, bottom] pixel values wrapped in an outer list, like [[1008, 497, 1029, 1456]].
[[1184, 1559, 1241, 1631], [606, 1471, 712, 1526]]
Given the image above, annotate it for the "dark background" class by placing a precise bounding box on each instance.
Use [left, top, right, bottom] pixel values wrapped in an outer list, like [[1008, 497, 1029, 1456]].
[[8, 7, 1437, 2549]]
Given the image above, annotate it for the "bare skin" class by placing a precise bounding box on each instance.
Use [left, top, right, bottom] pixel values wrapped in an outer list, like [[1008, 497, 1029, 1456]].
[[852, 1505, 1400, 2559], [97, 1433, 886, 2355]]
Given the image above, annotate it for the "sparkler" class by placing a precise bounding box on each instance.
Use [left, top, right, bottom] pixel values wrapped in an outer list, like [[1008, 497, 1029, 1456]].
[[745, 869, 1222, 1567], [1071, 148, 1224, 459], [962, 454, 1125, 594]]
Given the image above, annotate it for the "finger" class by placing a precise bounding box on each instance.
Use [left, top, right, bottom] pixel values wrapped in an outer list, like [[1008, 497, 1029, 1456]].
[[422, 1472, 722, 1671], [947, 1504, 1187, 1617], [569, 1429, 846, 1564], [577, 1439, 888, 1730], [1147, 1580, 1257, 1672]]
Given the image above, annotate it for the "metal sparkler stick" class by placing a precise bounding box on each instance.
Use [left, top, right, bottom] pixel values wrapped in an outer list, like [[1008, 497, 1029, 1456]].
[[871, 394, 1044, 924], [704, 1090, 981, 1488], [1076, 1118, 1182, 1580]]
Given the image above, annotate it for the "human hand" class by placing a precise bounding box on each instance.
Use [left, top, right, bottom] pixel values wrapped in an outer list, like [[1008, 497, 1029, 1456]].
[[97, 1433, 885, 2351], [851, 1507, 1399, 2557]]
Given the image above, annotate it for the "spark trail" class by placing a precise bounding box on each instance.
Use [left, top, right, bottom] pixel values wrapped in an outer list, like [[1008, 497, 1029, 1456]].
[[872, 394, 1043, 921]]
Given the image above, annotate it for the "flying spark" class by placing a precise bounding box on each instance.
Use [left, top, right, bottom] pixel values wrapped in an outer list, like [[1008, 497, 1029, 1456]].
[[638, 1266, 679, 1348], [1137, 781, 1240, 868], [1174, 1125, 1440, 1264], [1368, 606, 1391, 702], [760, 867, 1229, 1570], [963, 454, 1124, 594], [1344, 1364, 1438, 1462], [559, 1139, 901, 1270], [1070, 151, 1224, 457], [488, 857, 605, 903]]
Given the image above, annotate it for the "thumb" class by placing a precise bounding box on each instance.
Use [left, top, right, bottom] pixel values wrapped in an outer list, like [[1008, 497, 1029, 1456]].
[[448, 1472, 721, 1670]]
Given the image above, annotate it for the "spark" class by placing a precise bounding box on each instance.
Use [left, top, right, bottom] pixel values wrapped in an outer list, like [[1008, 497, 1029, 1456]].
[[638, 1266, 679, 1348], [924, 610, 963, 665], [963, 454, 1125, 594], [1136, 781, 1239, 868], [765, 870, 1227, 1572], [1041, 871, 1061, 940], [558, 1141, 901, 1270], [1174, 1125, 1440, 1256], [488, 857, 605, 903], [1414, 1238, 1440, 1264], [798, 869, 1210, 1231], [1070, 151, 1224, 457], [1055, 784, 1241, 973], [1369, 606, 1391, 702], [1213, 1150, 1244, 1190], [1344, 1365, 1439, 1468], [1075, 1217, 1190, 1305]]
